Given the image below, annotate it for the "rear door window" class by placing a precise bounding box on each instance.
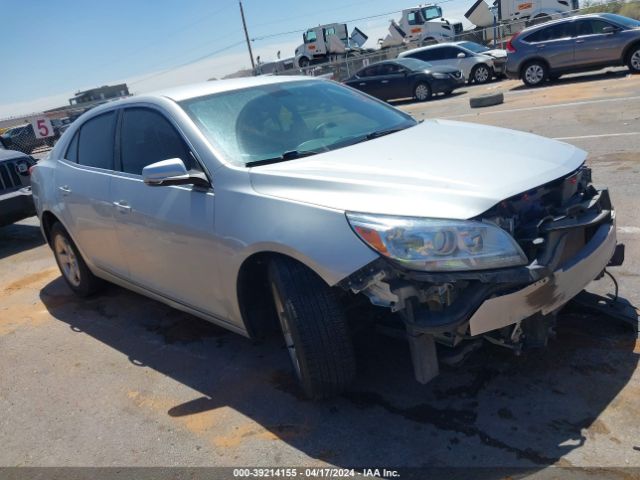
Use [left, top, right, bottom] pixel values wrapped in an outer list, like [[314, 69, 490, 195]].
[[77, 112, 116, 170], [120, 108, 195, 176], [359, 65, 381, 77], [525, 22, 574, 42], [408, 49, 436, 62]]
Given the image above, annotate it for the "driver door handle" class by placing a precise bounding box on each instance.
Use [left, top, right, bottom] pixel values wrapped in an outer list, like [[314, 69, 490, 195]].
[[113, 200, 131, 212], [575, 39, 585, 43], [381, 80, 389, 83], [58, 185, 71, 195]]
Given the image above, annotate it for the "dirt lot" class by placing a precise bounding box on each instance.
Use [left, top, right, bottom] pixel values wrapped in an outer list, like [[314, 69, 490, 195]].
[[1, 70, 639, 476]]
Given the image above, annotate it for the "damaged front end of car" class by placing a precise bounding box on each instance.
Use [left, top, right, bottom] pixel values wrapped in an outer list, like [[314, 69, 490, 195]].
[[339, 165, 625, 384]]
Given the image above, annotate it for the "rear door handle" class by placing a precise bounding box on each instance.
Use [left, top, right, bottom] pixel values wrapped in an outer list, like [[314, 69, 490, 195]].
[[113, 200, 131, 212], [58, 185, 71, 195], [575, 39, 585, 43], [381, 80, 389, 83], [358, 82, 366, 86]]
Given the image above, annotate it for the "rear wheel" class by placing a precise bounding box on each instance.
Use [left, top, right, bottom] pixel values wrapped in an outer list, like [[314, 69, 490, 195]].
[[471, 64, 492, 84], [522, 60, 548, 87], [414, 82, 432, 102], [628, 45, 640, 73], [268, 257, 356, 399], [51, 223, 103, 297]]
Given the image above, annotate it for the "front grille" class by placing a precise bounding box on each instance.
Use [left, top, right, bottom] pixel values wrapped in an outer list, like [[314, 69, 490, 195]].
[[0, 160, 27, 192], [454, 23, 463, 35]]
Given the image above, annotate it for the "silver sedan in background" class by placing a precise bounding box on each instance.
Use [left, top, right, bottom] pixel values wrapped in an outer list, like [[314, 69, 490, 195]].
[[31, 76, 623, 398]]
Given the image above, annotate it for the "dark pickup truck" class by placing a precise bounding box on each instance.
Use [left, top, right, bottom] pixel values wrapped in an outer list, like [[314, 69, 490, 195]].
[[0, 148, 37, 227]]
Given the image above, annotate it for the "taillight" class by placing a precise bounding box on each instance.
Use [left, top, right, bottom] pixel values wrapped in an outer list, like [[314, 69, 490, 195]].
[[506, 32, 519, 53]]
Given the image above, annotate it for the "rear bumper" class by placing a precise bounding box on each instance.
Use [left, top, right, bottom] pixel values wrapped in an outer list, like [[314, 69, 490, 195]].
[[0, 187, 36, 227]]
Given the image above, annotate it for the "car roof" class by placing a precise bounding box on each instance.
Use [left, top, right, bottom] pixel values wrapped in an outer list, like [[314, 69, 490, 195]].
[[520, 13, 617, 33], [138, 75, 314, 103], [400, 42, 459, 55]]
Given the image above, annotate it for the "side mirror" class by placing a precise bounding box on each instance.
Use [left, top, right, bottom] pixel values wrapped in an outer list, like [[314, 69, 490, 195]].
[[142, 158, 209, 188], [602, 26, 617, 34], [457, 52, 466, 58]]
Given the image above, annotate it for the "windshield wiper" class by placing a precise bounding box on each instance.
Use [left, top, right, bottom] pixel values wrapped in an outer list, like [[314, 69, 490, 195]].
[[245, 150, 318, 167], [365, 126, 410, 140]]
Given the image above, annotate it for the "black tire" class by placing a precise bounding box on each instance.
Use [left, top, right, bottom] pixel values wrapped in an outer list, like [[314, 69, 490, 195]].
[[521, 60, 548, 87], [469, 92, 504, 108], [470, 63, 492, 84], [549, 73, 562, 81], [298, 56, 310, 68], [268, 257, 356, 399], [50, 222, 103, 297], [414, 82, 432, 102], [627, 44, 640, 73]]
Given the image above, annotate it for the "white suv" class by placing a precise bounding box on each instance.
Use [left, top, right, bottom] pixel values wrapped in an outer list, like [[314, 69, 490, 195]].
[[399, 41, 507, 84]]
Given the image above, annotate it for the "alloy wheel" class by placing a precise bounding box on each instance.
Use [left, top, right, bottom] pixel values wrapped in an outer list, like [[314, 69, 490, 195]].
[[631, 50, 640, 71], [474, 65, 490, 83], [54, 234, 81, 287], [525, 64, 544, 85], [415, 84, 430, 101]]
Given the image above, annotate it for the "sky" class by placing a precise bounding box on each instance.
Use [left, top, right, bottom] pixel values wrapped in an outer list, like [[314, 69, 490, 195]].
[[0, 0, 474, 119]]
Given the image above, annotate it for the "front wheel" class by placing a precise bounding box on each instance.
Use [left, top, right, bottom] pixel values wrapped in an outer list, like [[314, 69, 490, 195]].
[[522, 60, 548, 87], [298, 57, 310, 68], [51, 223, 103, 297], [471, 64, 492, 84], [628, 45, 640, 73], [414, 82, 432, 102], [268, 257, 356, 399]]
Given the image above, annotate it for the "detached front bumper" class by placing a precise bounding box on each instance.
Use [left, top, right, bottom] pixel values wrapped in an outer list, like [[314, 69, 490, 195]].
[[468, 218, 617, 335]]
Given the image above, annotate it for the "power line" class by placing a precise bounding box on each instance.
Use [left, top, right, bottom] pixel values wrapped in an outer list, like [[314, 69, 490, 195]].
[[129, 40, 246, 86]]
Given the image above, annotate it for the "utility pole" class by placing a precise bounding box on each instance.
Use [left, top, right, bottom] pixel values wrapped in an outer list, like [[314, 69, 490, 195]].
[[239, 1, 256, 73]]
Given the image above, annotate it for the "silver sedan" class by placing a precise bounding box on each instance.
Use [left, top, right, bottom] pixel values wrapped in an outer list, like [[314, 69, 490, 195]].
[[31, 76, 622, 398]]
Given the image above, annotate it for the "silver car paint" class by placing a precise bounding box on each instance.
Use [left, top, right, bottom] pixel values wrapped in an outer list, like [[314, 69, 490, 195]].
[[32, 76, 584, 337], [251, 119, 585, 219]]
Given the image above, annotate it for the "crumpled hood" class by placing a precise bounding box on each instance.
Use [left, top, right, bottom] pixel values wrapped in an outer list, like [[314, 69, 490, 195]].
[[484, 48, 507, 59], [250, 119, 586, 220]]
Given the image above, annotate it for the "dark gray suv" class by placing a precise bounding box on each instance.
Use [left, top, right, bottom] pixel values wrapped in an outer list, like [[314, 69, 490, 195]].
[[506, 13, 640, 86]]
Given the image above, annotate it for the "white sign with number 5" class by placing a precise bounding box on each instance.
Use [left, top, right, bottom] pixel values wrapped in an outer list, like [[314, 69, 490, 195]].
[[31, 116, 54, 139]]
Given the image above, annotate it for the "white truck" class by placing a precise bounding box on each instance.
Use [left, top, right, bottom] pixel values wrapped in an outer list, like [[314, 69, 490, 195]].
[[381, 5, 464, 48], [294, 23, 368, 68], [465, 0, 578, 39]]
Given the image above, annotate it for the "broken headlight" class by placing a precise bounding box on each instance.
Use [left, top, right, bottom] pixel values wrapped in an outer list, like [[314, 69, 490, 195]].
[[346, 213, 528, 272]]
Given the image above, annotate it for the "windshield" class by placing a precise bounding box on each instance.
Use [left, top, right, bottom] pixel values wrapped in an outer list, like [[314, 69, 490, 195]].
[[179, 80, 417, 166], [603, 13, 640, 29], [458, 41, 490, 53], [421, 6, 442, 21]]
